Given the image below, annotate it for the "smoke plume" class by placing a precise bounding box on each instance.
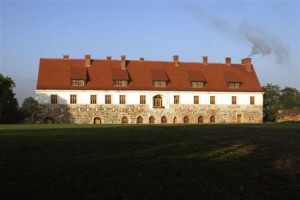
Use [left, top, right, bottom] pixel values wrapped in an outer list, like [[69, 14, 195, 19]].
[[240, 22, 289, 64], [185, 5, 289, 64]]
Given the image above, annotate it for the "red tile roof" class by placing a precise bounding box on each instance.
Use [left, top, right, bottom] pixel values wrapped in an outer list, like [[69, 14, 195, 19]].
[[36, 56, 263, 92]]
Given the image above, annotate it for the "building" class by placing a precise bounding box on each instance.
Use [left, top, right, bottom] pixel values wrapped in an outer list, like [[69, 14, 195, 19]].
[[35, 55, 263, 124]]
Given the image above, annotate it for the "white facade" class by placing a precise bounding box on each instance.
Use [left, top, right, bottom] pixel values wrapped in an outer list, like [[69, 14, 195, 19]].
[[35, 90, 263, 107]]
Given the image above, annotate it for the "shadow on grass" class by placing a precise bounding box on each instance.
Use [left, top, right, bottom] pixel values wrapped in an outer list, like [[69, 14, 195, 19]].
[[0, 124, 300, 199]]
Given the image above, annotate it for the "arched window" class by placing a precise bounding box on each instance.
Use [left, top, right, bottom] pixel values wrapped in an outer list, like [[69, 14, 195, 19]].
[[198, 116, 203, 123], [183, 116, 189, 124], [161, 116, 167, 124], [44, 116, 55, 124], [210, 115, 215, 123], [237, 114, 242, 123], [122, 116, 128, 124], [173, 117, 177, 124], [94, 117, 101, 124], [153, 95, 163, 108], [137, 116, 143, 124], [149, 116, 155, 124]]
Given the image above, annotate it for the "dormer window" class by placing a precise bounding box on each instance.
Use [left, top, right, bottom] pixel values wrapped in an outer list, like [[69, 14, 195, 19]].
[[187, 71, 206, 89], [114, 80, 129, 86], [223, 71, 242, 89], [153, 80, 167, 87], [228, 82, 241, 88], [112, 68, 130, 87], [191, 81, 205, 88], [71, 66, 87, 86], [151, 69, 169, 88], [71, 79, 85, 86]]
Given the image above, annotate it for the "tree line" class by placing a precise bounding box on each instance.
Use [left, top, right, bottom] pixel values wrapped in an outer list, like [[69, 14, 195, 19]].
[[1, 73, 300, 123]]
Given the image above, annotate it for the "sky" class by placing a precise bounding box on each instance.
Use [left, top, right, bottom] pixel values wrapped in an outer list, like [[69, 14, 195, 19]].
[[1, 0, 300, 104]]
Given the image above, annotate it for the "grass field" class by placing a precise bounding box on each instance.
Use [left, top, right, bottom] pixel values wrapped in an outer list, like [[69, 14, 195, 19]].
[[0, 123, 300, 200]]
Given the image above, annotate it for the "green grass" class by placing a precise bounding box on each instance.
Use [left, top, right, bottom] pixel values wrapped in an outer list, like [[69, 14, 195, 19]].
[[0, 123, 300, 200]]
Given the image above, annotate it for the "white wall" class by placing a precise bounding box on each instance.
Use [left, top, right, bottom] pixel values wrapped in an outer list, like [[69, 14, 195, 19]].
[[35, 90, 263, 106]]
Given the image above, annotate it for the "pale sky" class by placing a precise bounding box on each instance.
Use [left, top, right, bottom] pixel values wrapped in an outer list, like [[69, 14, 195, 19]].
[[1, 0, 299, 104]]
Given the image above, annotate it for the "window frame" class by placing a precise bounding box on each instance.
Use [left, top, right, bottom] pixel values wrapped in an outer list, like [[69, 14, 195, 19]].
[[119, 95, 126, 104], [70, 94, 77, 104], [105, 95, 111, 104], [140, 95, 146, 104], [250, 96, 255, 105], [232, 96, 237, 105], [174, 95, 180, 104], [71, 79, 85, 86], [90, 95, 97, 104], [113, 80, 129, 86], [153, 80, 167, 87], [210, 96, 215, 105], [194, 96, 199, 104], [51, 94, 58, 104], [191, 81, 205, 88]]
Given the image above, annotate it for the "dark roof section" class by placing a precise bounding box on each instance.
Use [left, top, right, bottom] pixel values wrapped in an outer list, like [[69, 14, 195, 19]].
[[223, 71, 242, 83], [71, 66, 87, 80], [112, 68, 129, 81], [36, 56, 263, 92], [151, 69, 169, 81], [187, 71, 206, 82]]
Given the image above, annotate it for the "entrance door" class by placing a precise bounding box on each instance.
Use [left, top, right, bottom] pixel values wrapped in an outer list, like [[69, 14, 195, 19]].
[[161, 116, 167, 124], [122, 116, 128, 124], [94, 117, 101, 124], [237, 114, 242, 123]]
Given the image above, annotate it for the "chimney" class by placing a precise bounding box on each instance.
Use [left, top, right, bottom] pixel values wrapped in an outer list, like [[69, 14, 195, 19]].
[[106, 56, 112, 60], [63, 55, 69, 59], [140, 57, 145, 62], [121, 55, 126, 70], [226, 57, 231, 66], [241, 58, 252, 71], [173, 55, 179, 66], [203, 56, 208, 65], [85, 55, 91, 67]]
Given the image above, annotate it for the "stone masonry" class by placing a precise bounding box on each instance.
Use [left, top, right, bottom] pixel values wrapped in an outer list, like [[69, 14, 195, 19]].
[[35, 104, 263, 124]]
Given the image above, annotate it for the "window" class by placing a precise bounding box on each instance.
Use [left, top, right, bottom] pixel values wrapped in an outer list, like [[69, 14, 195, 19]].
[[153, 95, 163, 108], [51, 95, 57, 104], [194, 96, 199, 104], [250, 96, 255, 105], [140, 95, 146, 104], [70, 95, 77, 104], [153, 81, 167, 87], [120, 95, 126, 104], [232, 96, 237, 105], [210, 96, 215, 104], [71, 80, 85, 86], [228, 82, 241, 88], [90, 95, 97, 104], [191, 81, 205, 88], [105, 95, 111, 104], [114, 80, 129, 86], [174, 95, 179, 104]]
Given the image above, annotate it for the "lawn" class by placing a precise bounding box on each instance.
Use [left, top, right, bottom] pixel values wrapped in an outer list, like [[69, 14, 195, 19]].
[[0, 123, 300, 200]]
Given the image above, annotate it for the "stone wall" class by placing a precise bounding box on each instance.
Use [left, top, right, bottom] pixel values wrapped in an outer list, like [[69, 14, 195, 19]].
[[276, 108, 300, 122], [35, 104, 263, 124]]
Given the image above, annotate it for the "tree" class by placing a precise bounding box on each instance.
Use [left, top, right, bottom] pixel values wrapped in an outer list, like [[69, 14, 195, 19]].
[[279, 87, 300, 109], [263, 84, 300, 122], [0, 73, 21, 123], [263, 84, 281, 122], [22, 97, 37, 117]]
